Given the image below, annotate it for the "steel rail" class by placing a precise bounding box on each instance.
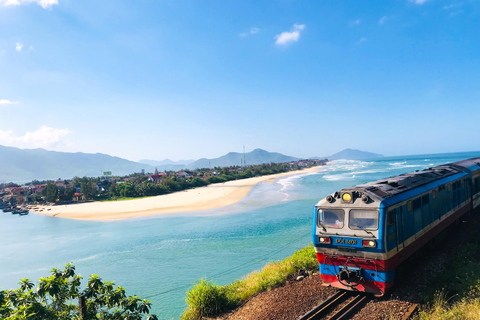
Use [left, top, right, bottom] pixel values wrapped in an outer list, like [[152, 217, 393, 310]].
[[401, 304, 418, 320], [329, 294, 370, 320], [297, 291, 352, 320], [298, 291, 371, 320]]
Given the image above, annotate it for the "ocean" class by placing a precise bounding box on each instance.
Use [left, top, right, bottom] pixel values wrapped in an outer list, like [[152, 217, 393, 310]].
[[1, 151, 479, 319]]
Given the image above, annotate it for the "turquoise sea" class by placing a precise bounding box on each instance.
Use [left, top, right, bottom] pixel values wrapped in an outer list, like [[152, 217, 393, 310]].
[[1, 151, 480, 319]]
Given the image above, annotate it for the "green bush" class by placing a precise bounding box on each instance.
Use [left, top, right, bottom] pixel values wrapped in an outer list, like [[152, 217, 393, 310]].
[[182, 279, 232, 320], [181, 244, 318, 320]]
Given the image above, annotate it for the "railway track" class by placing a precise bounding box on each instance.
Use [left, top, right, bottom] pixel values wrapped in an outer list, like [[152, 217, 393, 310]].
[[297, 291, 370, 320], [298, 291, 419, 320]]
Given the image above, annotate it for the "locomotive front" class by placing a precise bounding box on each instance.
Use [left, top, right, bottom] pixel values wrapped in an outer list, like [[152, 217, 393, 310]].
[[312, 188, 391, 296]]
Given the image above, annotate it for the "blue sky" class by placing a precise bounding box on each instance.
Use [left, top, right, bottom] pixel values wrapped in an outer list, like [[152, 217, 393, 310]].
[[0, 0, 479, 161]]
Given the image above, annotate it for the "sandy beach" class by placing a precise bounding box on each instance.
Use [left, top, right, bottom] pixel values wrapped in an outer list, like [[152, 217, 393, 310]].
[[32, 165, 326, 221]]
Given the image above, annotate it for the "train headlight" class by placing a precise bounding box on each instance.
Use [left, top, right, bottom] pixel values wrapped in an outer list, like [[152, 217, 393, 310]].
[[362, 239, 377, 248], [319, 237, 331, 244], [342, 192, 352, 202]]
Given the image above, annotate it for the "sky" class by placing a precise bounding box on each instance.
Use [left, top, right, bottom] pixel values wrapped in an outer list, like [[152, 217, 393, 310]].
[[0, 0, 479, 162]]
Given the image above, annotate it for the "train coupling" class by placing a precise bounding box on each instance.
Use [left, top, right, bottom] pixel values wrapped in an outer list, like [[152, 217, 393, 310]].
[[337, 266, 363, 285]]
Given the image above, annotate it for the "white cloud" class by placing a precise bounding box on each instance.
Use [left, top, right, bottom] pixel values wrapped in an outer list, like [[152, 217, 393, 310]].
[[411, 0, 428, 4], [349, 19, 361, 26], [0, 126, 71, 149], [357, 37, 368, 45], [275, 24, 306, 46], [15, 42, 23, 51], [379, 16, 387, 24], [1, 0, 58, 8], [0, 99, 19, 105], [449, 9, 464, 16], [444, 3, 462, 9], [239, 27, 260, 38]]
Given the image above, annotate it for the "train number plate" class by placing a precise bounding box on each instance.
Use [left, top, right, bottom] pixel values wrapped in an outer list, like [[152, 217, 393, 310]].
[[335, 238, 357, 245], [338, 247, 357, 253]]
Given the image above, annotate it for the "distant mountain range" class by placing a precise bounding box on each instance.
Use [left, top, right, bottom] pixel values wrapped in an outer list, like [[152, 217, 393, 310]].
[[0, 145, 381, 182], [0, 145, 155, 183], [186, 148, 299, 169], [327, 148, 383, 160], [138, 158, 194, 167], [138, 159, 193, 172]]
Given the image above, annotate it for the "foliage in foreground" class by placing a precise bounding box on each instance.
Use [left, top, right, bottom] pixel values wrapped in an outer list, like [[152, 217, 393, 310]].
[[417, 291, 480, 320], [0, 264, 158, 320], [415, 233, 480, 320], [181, 244, 318, 320]]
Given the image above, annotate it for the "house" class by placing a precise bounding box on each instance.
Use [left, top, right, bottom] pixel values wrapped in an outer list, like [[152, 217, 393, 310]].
[[298, 161, 309, 167], [31, 184, 46, 194], [73, 192, 85, 201], [148, 172, 166, 183], [176, 171, 192, 178], [11, 187, 25, 196], [55, 179, 66, 188]]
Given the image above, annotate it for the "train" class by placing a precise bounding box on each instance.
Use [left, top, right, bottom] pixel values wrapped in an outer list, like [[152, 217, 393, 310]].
[[312, 157, 480, 296]]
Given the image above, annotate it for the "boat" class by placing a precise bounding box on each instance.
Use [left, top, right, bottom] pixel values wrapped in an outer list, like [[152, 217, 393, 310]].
[[17, 210, 29, 216]]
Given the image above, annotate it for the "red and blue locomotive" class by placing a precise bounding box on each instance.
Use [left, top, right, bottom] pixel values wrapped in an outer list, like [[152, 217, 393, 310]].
[[312, 157, 480, 296]]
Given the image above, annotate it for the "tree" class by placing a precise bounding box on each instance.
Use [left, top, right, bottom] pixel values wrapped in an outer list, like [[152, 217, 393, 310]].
[[0, 264, 158, 320], [16, 196, 25, 205], [42, 181, 58, 203], [79, 177, 97, 200]]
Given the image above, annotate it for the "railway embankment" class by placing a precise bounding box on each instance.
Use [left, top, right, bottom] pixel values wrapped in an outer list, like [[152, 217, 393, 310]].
[[182, 212, 480, 320], [181, 244, 320, 320]]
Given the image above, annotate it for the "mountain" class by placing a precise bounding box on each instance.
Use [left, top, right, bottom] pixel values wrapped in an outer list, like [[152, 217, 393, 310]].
[[138, 159, 193, 172], [138, 159, 194, 167], [328, 148, 384, 160], [0, 145, 155, 182], [187, 148, 299, 169]]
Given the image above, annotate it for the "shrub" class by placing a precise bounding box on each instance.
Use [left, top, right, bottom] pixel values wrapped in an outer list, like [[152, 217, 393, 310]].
[[181, 244, 318, 320], [182, 279, 232, 320]]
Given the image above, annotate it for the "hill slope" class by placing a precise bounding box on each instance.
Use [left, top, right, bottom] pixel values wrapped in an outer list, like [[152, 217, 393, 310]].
[[0, 145, 154, 182], [187, 148, 299, 169], [328, 148, 383, 160]]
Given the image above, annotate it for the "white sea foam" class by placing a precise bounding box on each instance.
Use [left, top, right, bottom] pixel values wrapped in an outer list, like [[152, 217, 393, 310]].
[[322, 173, 356, 181], [389, 161, 407, 166], [7, 267, 49, 276], [74, 254, 99, 262], [275, 170, 322, 201], [327, 160, 373, 172], [352, 169, 388, 175]]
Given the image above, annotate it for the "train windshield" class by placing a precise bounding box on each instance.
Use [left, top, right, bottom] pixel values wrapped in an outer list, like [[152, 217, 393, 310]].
[[318, 209, 345, 229], [349, 210, 379, 230]]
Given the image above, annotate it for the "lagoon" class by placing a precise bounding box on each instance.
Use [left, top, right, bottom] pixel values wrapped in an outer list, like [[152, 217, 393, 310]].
[[1, 151, 479, 319]]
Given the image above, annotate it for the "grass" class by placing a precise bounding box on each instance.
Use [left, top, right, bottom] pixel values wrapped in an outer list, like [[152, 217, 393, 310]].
[[181, 244, 318, 320], [414, 231, 480, 320], [103, 196, 153, 201], [416, 291, 480, 320]]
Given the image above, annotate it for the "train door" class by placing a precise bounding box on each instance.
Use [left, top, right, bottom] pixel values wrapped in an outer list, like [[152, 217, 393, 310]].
[[396, 207, 404, 251]]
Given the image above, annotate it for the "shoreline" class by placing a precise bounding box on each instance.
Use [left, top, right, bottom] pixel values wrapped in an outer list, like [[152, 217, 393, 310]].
[[32, 165, 328, 221]]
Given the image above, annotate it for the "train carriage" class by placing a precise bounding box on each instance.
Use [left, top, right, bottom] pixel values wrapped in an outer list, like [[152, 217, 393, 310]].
[[312, 157, 480, 296]]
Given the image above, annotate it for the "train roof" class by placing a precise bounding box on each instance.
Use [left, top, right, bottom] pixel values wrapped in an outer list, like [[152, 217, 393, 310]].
[[342, 157, 480, 200]]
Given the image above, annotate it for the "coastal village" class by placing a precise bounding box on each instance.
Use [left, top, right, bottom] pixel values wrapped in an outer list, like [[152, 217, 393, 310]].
[[0, 158, 327, 214]]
